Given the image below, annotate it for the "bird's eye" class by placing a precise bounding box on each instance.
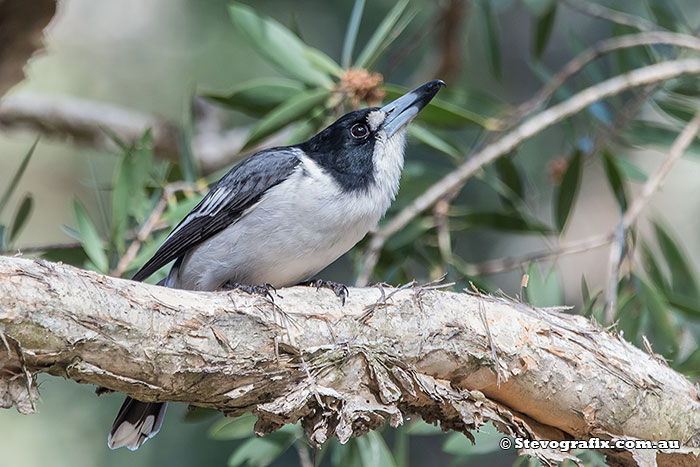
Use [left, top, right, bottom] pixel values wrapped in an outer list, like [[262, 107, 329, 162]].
[[350, 123, 369, 139]]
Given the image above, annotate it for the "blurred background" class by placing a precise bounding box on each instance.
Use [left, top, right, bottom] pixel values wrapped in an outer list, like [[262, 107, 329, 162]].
[[1, 0, 699, 465]]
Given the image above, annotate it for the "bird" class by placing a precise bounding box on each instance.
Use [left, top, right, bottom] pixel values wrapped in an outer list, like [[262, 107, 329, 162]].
[[107, 79, 445, 450]]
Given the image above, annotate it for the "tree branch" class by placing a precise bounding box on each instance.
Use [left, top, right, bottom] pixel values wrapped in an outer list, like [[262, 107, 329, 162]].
[[0, 255, 698, 465], [0, 94, 291, 173], [356, 58, 700, 286]]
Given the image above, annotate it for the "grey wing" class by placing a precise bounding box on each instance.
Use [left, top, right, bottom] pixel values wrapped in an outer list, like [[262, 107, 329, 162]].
[[131, 147, 301, 282]]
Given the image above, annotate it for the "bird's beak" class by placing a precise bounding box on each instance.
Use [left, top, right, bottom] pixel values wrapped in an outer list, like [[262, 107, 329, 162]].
[[380, 79, 445, 137]]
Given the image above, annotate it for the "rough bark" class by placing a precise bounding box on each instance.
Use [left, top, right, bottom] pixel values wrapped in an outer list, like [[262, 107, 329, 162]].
[[0, 256, 698, 466]]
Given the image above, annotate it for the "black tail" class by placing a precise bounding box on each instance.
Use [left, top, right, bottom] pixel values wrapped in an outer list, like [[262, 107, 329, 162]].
[[107, 396, 168, 450]]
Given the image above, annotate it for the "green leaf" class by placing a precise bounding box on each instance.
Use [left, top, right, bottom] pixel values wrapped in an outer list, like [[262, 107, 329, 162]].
[[653, 222, 700, 299], [675, 347, 700, 376], [203, 78, 304, 117], [73, 200, 108, 273], [244, 88, 329, 148], [647, 0, 679, 31], [112, 133, 154, 254], [383, 84, 495, 128], [534, 2, 557, 58], [9, 194, 33, 243], [354, 0, 409, 68], [407, 124, 462, 160], [624, 121, 700, 156], [40, 246, 88, 266], [0, 138, 38, 218], [227, 425, 299, 467], [183, 407, 218, 423], [636, 276, 679, 358], [356, 431, 397, 467], [602, 151, 628, 211], [302, 47, 342, 77], [228, 2, 333, 88], [405, 420, 442, 435], [667, 294, 700, 320], [522, 0, 554, 16], [554, 150, 583, 232], [0, 225, 6, 252], [641, 241, 670, 292], [615, 291, 642, 343], [479, 0, 501, 78], [341, 0, 366, 68], [526, 263, 563, 307], [495, 156, 524, 200], [611, 156, 647, 182], [463, 210, 551, 234], [227, 437, 291, 467], [209, 413, 256, 440]]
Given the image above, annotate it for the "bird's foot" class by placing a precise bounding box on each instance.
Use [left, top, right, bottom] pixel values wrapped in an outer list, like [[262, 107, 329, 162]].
[[301, 279, 349, 305], [221, 281, 277, 301]]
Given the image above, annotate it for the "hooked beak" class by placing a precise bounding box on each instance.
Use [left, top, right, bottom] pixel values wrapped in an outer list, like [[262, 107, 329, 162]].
[[380, 79, 445, 137]]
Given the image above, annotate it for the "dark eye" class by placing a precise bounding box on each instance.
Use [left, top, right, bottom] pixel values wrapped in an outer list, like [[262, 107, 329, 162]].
[[350, 123, 369, 139]]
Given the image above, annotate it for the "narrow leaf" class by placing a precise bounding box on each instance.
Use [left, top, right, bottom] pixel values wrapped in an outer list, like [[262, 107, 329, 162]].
[[653, 222, 700, 299], [526, 263, 563, 307], [624, 120, 700, 156], [203, 78, 304, 117], [407, 124, 462, 160], [73, 200, 108, 273], [0, 138, 38, 218], [209, 414, 255, 440], [9, 194, 33, 242], [636, 276, 679, 358], [612, 156, 647, 182], [464, 210, 551, 234], [479, 0, 501, 78], [534, 2, 557, 58], [675, 347, 700, 376], [228, 2, 333, 87], [602, 151, 628, 211], [383, 84, 495, 128], [354, 0, 409, 68], [495, 156, 524, 199], [341, 0, 366, 68], [554, 150, 583, 232], [244, 88, 329, 148]]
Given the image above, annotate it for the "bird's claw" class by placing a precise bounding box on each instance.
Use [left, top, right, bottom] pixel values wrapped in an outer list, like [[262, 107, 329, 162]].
[[221, 281, 277, 301], [302, 280, 349, 305]]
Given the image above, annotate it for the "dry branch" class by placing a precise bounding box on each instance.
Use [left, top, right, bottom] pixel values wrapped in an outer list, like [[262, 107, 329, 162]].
[[0, 255, 698, 465]]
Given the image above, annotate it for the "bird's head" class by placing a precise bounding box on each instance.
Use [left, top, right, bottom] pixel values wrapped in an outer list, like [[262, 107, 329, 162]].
[[298, 80, 445, 192]]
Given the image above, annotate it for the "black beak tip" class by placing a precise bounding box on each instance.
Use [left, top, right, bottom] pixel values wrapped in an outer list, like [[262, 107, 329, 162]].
[[436, 79, 446, 88]]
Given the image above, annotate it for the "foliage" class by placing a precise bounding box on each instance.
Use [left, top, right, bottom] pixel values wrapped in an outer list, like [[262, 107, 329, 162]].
[[6, 0, 700, 466]]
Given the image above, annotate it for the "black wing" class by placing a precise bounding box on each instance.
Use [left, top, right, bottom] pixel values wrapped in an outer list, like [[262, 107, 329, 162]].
[[131, 147, 301, 282]]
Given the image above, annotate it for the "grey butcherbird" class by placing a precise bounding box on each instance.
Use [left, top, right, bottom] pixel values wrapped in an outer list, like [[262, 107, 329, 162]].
[[107, 79, 445, 450]]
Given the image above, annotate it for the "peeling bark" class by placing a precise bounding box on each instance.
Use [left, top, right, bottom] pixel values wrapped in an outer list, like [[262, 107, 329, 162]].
[[0, 255, 698, 466]]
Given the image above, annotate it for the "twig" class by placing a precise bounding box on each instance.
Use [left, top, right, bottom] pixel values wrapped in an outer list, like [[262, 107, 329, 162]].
[[561, 0, 658, 32], [465, 232, 614, 275], [0, 94, 292, 174], [111, 181, 200, 277], [356, 58, 700, 286], [621, 107, 700, 228], [604, 224, 625, 324], [509, 32, 700, 126]]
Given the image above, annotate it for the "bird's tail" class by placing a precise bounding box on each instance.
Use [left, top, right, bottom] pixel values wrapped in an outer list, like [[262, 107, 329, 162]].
[[107, 397, 168, 450]]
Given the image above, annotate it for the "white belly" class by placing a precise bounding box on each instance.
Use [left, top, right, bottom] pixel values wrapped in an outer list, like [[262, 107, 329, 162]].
[[170, 154, 398, 291]]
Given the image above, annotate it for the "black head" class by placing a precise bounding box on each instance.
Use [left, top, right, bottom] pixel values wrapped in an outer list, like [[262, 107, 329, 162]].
[[297, 108, 381, 192], [297, 80, 445, 192]]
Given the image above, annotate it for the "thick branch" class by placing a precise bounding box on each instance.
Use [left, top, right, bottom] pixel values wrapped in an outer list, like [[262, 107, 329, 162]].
[[0, 256, 698, 465]]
